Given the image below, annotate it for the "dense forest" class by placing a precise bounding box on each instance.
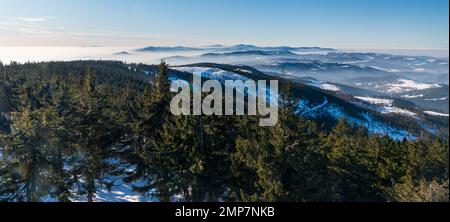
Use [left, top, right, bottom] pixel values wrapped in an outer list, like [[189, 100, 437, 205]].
[[0, 60, 448, 202]]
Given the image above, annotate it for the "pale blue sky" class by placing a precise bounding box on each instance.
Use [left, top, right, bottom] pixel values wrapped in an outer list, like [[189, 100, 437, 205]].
[[0, 0, 448, 48]]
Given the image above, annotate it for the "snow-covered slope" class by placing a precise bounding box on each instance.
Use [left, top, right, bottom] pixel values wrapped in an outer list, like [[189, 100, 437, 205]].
[[170, 63, 434, 141]]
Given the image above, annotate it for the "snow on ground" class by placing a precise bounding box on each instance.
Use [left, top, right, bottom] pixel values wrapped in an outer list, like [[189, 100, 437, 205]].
[[327, 106, 415, 140], [46, 179, 157, 202], [303, 79, 340, 92], [413, 68, 426, 72], [296, 97, 415, 140], [342, 60, 371, 64], [424, 111, 449, 117], [357, 113, 416, 141], [320, 84, 340, 91], [172, 66, 279, 107], [355, 96, 392, 106], [41, 195, 59, 202], [401, 94, 424, 99], [354, 96, 416, 116], [173, 67, 249, 82], [92, 179, 158, 202], [424, 97, 448, 101], [369, 66, 400, 73], [64, 159, 159, 202], [30, 161, 161, 202], [171, 67, 417, 141], [71, 179, 158, 202], [234, 68, 252, 74], [297, 97, 329, 117], [386, 79, 441, 93], [381, 106, 417, 116]]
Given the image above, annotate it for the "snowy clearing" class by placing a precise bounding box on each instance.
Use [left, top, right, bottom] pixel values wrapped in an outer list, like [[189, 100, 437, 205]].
[[355, 96, 393, 106], [355, 96, 416, 116], [320, 84, 340, 91], [173, 67, 249, 82], [387, 79, 441, 93], [401, 94, 424, 99]]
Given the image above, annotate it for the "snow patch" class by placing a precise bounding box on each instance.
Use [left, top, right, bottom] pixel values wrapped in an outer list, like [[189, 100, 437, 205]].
[[304, 79, 340, 92], [423, 111, 449, 117], [92, 178, 158, 202], [424, 97, 448, 101], [234, 68, 252, 74], [381, 106, 416, 116], [320, 84, 340, 91], [387, 79, 441, 93], [413, 68, 426, 72], [343, 60, 370, 64], [173, 67, 249, 82], [370, 66, 400, 73], [401, 94, 424, 99], [355, 96, 393, 106], [355, 96, 416, 116], [297, 97, 329, 117]]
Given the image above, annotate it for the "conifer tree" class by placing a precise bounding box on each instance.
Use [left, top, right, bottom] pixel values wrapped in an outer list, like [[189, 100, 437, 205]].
[[127, 60, 175, 201], [0, 107, 55, 201], [70, 68, 121, 202]]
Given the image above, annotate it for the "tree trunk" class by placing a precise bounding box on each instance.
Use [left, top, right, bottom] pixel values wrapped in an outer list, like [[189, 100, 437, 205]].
[[86, 172, 95, 202]]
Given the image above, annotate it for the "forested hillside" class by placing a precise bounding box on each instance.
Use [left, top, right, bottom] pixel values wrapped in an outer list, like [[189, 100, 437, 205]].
[[0, 61, 448, 202]]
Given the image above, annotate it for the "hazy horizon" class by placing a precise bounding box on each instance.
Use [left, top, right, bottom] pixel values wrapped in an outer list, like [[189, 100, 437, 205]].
[[0, 45, 448, 65]]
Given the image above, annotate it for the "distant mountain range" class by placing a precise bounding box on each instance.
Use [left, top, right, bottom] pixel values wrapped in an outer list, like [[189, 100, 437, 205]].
[[202, 50, 300, 57], [136, 46, 201, 52], [135, 44, 335, 53], [114, 44, 449, 115]]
